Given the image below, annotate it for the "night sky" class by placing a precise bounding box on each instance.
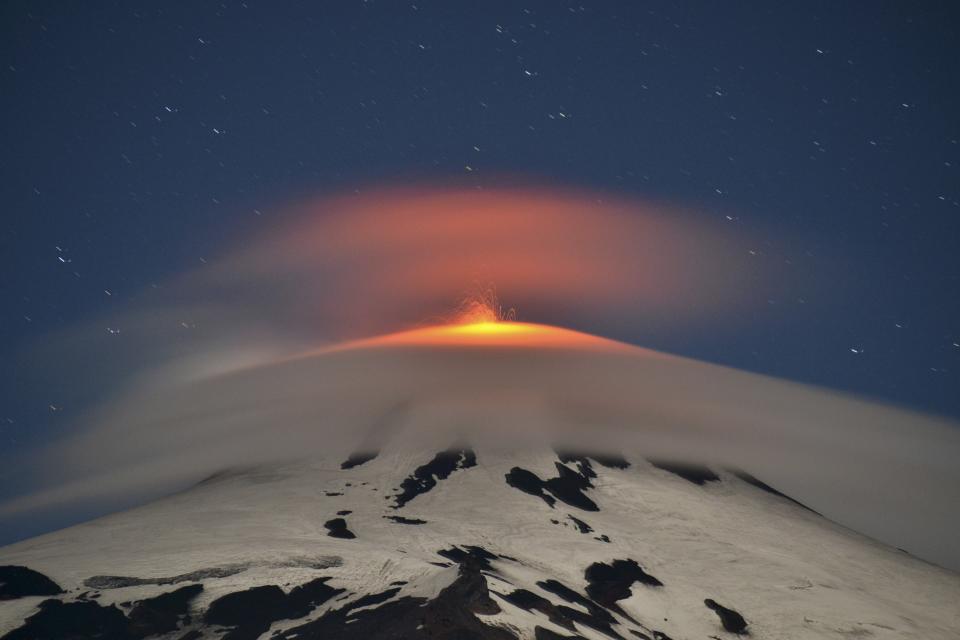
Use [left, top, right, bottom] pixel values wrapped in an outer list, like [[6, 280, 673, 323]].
[[2, 1, 959, 477]]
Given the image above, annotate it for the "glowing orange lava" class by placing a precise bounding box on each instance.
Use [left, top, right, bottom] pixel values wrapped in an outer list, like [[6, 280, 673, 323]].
[[324, 320, 632, 352]]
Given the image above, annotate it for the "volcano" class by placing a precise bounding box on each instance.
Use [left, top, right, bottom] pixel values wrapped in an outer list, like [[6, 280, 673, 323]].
[[1, 322, 958, 639]]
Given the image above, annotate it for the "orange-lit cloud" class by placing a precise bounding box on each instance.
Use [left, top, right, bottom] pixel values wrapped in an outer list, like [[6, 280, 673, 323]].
[[193, 185, 762, 340], [6, 317, 960, 570], [2, 185, 958, 570]]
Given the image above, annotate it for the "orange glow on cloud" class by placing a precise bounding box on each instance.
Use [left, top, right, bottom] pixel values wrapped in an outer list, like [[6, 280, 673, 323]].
[[325, 319, 633, 352], [198, 185, 762, 340]]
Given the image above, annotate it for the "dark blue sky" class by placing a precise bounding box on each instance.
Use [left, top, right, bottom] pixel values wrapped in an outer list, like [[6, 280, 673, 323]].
[[2, 0, 959, 460]]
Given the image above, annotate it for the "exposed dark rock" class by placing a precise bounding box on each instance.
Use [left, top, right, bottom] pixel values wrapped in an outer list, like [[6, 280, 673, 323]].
[[568, 515, 593, 534], [1, 599, 132, 640], [324, 491, 344, 496], [336, 509, 352, 515], [274, 555, 342, 570], [535, 627, 589, 640], [341, 450, 379, 469], [127, 584, 203, 637], [85, 565, 247, 589], [704, 598, 748, 634], [534, 579, 622, 638], [555, 450, 630, 470], [343, 587, 402, 611], [585, 559, 662, 613], [500, 587, 631, 638], [505, 462, 598, 511], [555, 453, 598, 479], [204, 585, 287, 640], [275, 561, 515, 640], [545, 463, 599, 511], [595, 535, 611, 543], [204, 577, 343, 640], [730, 470, 819, 514], [500, 589, 580, 632], [324, 518, 356, 539], [0, 565, 63, 600], [393, 448, 477, 508], [648, 460, 719, 485], [590, 454, 631, 469], [437, 545, 499, 571], [384, 515, 428, 525], [506, 467, 557, 507], [536, 580, 595, 611]]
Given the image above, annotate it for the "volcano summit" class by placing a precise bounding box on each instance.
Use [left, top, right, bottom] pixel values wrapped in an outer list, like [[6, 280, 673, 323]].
[[1, 321, 959, 639]]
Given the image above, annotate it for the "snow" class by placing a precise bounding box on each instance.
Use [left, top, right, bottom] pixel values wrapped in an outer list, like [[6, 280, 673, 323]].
[[2, 444, 958, 639]]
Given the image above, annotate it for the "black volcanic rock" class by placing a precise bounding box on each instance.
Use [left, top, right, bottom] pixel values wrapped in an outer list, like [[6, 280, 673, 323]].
[[2, 599, 132, 640], [324, 518, 356, 539], [276, 562, 515, 640], [585, 559, 662, 612], [505, 461, 599, 511], [84, 565, 247, 589], [506, 467, 557, 507], [437, 545, 499, 571], [0, 565, 63, 600], [534, 579, 621, 637], [731, 469, 819, 514], [205, 585, 289, 640], [589, 454, 631, 469], [341, 450, 379, 469], [393, 448, 477, 508], [545, 463, 598, 511], [499, 587, 627, 639], [568, 515, 593, 533], [204, 578, 343, 640], [648, 460, 719, 485], [554, 451, 630, 472], [500, 589, 579, 632], [127, 584, 203, 637], [704, 598, 748, 634], [554, 453, 598, 479], [385, 515, 427, 525], [535, 626, 589, 640]]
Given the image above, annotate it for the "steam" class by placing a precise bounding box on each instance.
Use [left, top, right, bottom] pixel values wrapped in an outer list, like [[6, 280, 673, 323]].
[[2, 185, 958, 571]]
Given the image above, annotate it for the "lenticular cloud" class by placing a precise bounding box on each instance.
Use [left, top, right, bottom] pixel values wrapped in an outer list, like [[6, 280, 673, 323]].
[[3, 185, 958, 569]]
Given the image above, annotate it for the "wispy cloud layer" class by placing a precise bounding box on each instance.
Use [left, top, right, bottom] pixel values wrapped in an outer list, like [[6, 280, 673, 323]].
[[3, 186, 957, 569]]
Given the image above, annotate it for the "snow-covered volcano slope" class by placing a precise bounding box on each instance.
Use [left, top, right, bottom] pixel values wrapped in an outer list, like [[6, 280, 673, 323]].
[[2, 445, 958, 640]]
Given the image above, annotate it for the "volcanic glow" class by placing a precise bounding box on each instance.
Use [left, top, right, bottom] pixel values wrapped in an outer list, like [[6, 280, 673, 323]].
[[317, 287, 630, 352], [324, 318, 631, 352], [209, 186, 765, 340]]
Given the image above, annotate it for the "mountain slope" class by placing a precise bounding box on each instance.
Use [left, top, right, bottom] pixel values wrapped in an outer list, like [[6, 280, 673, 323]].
[[1, 446, 958, 639]]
